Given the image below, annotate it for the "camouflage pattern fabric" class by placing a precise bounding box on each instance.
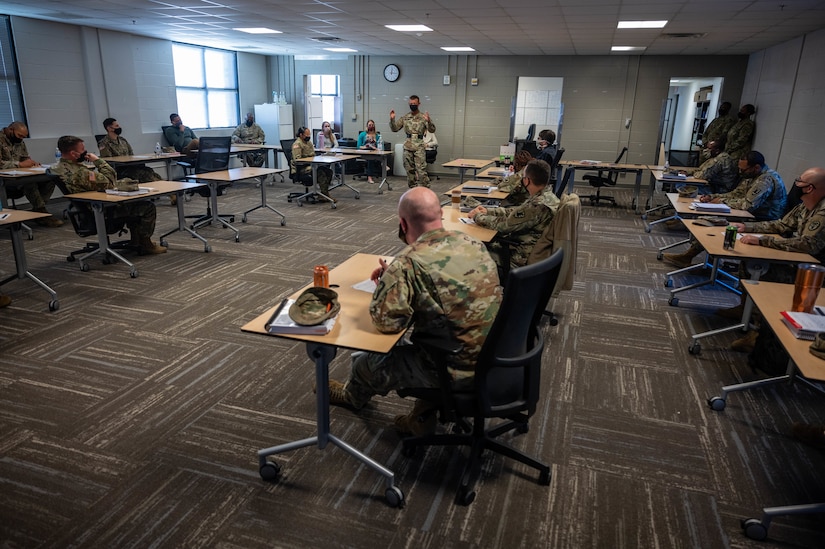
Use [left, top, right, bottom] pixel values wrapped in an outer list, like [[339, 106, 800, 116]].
[[725, 118, 755, 161], [699, 115, 735, 161], [343, 228, 502, 407], [693, 152, 738, 193], [474, 187, 560, 268], [98, 135, 162, 183], [50, 158, 157, 238], [231, 123, 265, 144], [390, 111, 436, 188], [288, 287, 340, 325], [496, 169, 529, 206], [291, 137, 332, 194], [710, 166, 786, 221], [0, 133, 56, 209], [744, 197, 825, 263]]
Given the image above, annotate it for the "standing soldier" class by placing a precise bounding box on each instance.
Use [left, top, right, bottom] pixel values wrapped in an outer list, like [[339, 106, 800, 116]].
[[390, 95, 436, 188], [725, 104, 756, 162], [699, 102, 735, 162]]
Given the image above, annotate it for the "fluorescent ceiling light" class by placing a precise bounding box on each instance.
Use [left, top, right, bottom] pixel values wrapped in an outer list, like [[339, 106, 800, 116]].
[[324, 47, 358, 52], [441, 46, 475, 52], [612, 46, 646, 52], [234, 27, 281, 34], [386, 24, 433, 32], [617, 20, 667, 29]]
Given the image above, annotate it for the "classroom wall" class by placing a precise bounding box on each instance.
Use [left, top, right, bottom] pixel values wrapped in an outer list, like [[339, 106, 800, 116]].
[[743, 27, 825, 181], [12, 13, 821, 185]]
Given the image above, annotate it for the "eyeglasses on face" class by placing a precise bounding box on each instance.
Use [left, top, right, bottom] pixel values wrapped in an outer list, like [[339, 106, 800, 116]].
[[795, 177, 815, 190]]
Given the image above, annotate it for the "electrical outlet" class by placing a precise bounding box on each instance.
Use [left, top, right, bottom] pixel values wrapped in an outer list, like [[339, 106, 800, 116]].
[[443, 75, 451, 85], [471, 78, 479, 86], [352, 113, 358, 121]]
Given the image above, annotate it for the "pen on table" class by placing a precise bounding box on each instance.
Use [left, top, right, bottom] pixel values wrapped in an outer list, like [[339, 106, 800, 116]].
[[264, 298, 289, 328], [815, 306, 825, 316]]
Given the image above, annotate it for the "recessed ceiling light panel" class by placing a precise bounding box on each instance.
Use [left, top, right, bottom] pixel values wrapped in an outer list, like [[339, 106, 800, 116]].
[[233, 27, 281, 34], [386, 24, 433, 32], [617, 21, 668, 29], [441, 46, 475, 52]]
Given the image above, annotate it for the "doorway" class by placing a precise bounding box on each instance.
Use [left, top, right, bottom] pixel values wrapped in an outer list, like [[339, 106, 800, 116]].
[[660, 76, 724, 167]]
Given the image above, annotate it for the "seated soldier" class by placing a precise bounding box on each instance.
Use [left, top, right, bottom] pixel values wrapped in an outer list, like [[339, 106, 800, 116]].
[[50, 135, 167, 255], [468, 159, 560, 278], [663, 151, 787, 268]]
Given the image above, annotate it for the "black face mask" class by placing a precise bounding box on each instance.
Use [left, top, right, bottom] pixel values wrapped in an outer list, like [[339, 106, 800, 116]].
[[77, 151, 88, 162], [113, 127, 123, 135], [409, 104, 419, 111], [397, 222, 407, 244], [738, 111, 749, 120], [246, 120, 253, 127], [174, 121, 182, 128], [302, 135, 311, 142], [367, 125, 375, 132], [8, 135, 22, 144]]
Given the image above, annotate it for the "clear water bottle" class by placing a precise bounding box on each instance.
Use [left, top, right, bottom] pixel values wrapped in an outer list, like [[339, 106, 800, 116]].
[[54, 147, 61, 164], [272, 91, 277, 104], [376, 133, 383, 151], [155, 142, 162, 157]]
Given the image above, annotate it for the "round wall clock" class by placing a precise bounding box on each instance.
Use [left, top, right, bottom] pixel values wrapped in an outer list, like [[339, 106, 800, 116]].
[[383, 64, 400, 82]]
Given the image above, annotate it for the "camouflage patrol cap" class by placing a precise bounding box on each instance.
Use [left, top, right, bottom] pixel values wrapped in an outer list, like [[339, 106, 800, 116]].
[[810, 332, 825, 360], [288, 287, 340, 325], [678, 185, 698, 198]]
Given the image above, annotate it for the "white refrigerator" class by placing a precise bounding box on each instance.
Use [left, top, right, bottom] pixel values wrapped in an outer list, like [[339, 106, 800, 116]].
[[253, 103, 294, 168]]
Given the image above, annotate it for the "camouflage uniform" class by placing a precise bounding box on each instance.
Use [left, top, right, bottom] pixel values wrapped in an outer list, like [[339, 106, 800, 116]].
[[344, 229, 502, 407], [465, 169, 528, 209], [699, 115, 735, 162], [98, 135, 162, 183], [691, 151, 739, 194], [744, 198, 825, 263], [710, 165, 786, 221], [725, 118, 755, 161], [291, 137, 332, 195], [474, 187, 560, 269], [232, 123, 266, 167], [0, 133, 55, 209], [50, 158, 158, 239], [390, 111, 436, 188]]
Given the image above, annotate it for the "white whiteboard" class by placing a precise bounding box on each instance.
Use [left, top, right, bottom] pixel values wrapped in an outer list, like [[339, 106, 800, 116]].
[[514, 77, 563, 141]]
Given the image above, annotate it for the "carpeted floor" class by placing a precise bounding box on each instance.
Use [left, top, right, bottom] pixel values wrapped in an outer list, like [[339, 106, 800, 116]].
[[1, 173, 824, 548]]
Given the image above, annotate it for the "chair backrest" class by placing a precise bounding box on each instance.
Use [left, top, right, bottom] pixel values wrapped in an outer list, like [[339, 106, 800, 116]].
[[161, 126, 173, 147], [194, 136, 231, 174], [474, 249, 564, 417], [425, 148, 437, 164], [95, 134, 106, 146], [525, 123, 536, 142], [552, 148, 566, 196], [784, 182, 804, 216], [280, 139, 297, 180]]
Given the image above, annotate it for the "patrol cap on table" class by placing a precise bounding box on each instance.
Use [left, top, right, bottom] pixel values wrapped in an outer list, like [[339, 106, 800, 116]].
[[678, 185, 698, 198], [288, 287, 340, 326]]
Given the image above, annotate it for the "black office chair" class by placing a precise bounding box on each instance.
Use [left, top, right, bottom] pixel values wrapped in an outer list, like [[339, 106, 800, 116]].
[[525, 123, 536, 142], [51, 175, 141, 266], [281, 139, 316, 204], [551, 147, 566, 197], [182, 136, 235, 229], [425, 146, 440, 180], [583, 146, 628, 206], [400, 249, 564, 505]]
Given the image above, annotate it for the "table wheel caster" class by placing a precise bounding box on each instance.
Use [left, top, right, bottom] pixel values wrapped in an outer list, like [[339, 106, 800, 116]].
[[48, 300, 59, 312], [707, 396, 726, 411], [204, 245, 212, 253], [688, 342, 701, 355], [234, 234, 240, 243], [331, 203, 337, 209], [539, 468, 551, 485], [664, 279, 673, 288], [456, 486, 476, 506], [355, 194, 360, 199], [242, 214, 248, 223], [80, 262, 89, 272], [657, 252, 663, 260], [378, 189, 384, 195], [160, 239, 168, 247], [741, 518, 768, 541], [385, 486, 405, 508], [67, 255, 75, 262], [668, 296, 678, 306], [641, 214, 648, 221], [280, 219, 286, 226], [259, 461, 281, 481], [129, 268, 138, 278], [645, 226, 651, 233]]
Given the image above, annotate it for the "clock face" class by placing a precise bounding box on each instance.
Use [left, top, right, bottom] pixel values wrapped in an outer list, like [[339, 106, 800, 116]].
[[384, 64, 400, 82]]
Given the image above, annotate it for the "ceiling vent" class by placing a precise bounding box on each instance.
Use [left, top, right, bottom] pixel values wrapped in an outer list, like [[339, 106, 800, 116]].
[[661, 32, 707, 39], [310, 37, 342, 43]]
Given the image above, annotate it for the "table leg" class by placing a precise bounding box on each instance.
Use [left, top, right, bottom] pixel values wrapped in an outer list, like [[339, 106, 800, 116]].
[[242, 177, 286, 225], [0, 222, 59, 311], [377, 156, 391, 194], [159, 191, 211, 252], [330, 160, 360, 199], [666, 254, 741, 306], [256, 342, 404, 507], [192, 182, 240, 242], [303, 163, 335, 207], [632, 169, 644, 212], [565, 167, 576, 194]]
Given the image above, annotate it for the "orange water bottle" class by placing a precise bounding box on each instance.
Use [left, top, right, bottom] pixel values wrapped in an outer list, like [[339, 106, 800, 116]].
[[313, 265, 329, 288]]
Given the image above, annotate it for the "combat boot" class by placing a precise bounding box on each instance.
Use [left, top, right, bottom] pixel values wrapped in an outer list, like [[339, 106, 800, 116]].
[[393, 399, 439, 437], [33, 207, 63, 227], [731, 330, 759, 353], [139, 236, 167, 255], [326, 380, 361, 410], [662, 250, 697, 269]]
